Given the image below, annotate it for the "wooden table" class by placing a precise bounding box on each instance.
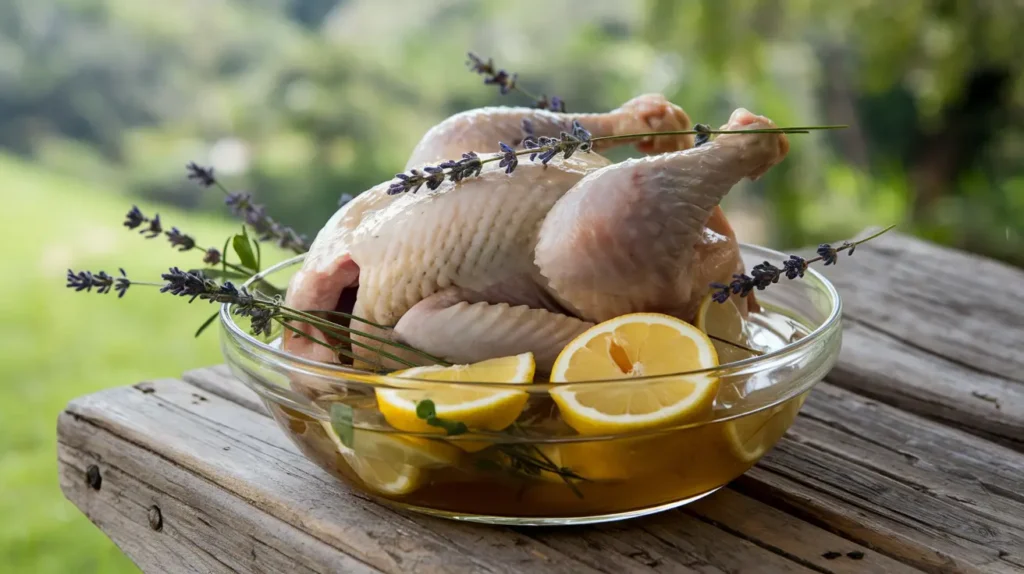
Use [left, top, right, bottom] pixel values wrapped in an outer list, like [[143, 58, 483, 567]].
[[57, 231, 1024, 574]]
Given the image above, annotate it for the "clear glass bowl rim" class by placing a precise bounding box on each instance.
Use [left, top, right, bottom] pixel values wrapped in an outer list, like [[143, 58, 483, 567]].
[[219, 243, 842, 392]]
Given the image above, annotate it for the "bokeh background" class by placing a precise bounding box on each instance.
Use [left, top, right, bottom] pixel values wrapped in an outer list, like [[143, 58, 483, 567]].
[[2, 0, 1022, 571]]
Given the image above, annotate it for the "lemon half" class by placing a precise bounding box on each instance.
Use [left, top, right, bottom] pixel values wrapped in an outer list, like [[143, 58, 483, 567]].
[[694, 293, 754, 365], [549, 313, 720, 435], [723, 394, 806, 463], [376, 353, 535, 434], [321, 421, 460, 495]]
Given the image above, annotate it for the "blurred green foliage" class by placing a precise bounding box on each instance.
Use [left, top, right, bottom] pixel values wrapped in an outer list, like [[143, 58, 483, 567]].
[[1, 0, 1023, 571], [2, 0, 1021, 263], [0, 155, 249, 573]]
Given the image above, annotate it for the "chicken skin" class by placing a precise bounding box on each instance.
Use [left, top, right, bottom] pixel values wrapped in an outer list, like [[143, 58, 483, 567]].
[[283, 95, 787, 371]]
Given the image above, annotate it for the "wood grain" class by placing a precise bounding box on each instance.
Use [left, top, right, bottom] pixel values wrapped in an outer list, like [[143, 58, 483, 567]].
[[58, 420, 377, 574], [687, 490, 919, 574], [819, 230, 1024, 447], [733, 384, 1024, 574]]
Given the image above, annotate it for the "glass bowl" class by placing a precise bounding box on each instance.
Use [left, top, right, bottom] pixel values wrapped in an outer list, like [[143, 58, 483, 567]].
[[219, 244, 842, 526]]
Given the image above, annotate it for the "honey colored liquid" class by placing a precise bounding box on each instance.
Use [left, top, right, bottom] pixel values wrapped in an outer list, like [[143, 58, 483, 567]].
[[271, 310, 810, 518]]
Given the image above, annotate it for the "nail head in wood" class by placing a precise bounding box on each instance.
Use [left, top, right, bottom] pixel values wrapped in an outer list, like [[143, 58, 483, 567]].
[[148, 505, 163, 531], [86, 464, 102, 490]]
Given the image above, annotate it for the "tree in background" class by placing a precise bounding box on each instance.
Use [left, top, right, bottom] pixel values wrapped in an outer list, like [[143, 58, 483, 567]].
[[644, 0, 1024, 263], [0, 0, 1021, 265]]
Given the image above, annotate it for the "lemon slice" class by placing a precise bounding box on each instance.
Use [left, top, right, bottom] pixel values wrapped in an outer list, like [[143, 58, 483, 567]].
[[694, 293, 753, 365], [376, 353, 535, 434], [724, 394, 806, 463], [549, 313, 720, 435], [321, 421, 459, 495]]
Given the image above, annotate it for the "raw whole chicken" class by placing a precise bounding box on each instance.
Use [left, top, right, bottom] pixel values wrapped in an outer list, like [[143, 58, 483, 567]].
[[283, 94, 789, 371]]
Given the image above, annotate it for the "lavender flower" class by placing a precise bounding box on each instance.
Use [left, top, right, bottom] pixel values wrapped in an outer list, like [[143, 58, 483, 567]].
[[186, 162, 217, 187], [160, 267, 218, 302], [521, 119, 535, 141], [750, 261, 783, 289], [141, 214, 163, 239], [782, 255, 807, 279], [694, 124, 712, 147], [535, 95, 565, 113], [817, 242, 854, 265], [388, 152, 484, 195], [203, 247, 222, 266], [124, 206, 147, 230], [66, 269, 131, 298], [498, 142, 518, 174], [467, 53, 516, 94], [441, 152, 484, 182], [221, 191, 308, 253], [467, 52, 565, 110], [708, 226, 894, 303], [157, 268, 279, 336], [166, 227, 196, 252]]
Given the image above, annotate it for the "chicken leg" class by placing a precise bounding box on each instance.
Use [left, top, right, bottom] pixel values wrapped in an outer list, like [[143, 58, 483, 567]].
[[536, 108, 790, 323]]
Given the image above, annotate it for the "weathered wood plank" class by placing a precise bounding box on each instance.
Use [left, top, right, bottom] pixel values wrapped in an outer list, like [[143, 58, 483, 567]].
[[819, 230, 1024, 446], [688, 489, 919, 574], [182, 365, 267, 416], [62, 380, 610, 574], [732, 385, 1024, 574], [58, 420, 377, 574]]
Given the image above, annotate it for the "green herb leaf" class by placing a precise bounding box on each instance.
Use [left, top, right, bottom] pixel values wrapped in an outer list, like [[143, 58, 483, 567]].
[[415, 399, 437, 419], [253, 236, 262, 270], [415, 399, 468, 436], [232, 228, 259, 271], [430, 417, 468, 436], [330, 403, 355, 448], [194, 311, 219, 338]]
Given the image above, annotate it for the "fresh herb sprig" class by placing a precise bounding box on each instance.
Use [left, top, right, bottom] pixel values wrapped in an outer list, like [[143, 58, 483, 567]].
[[186, 162, 309, 254], [387, 121, 846, 196], [414, 400, 585, 497], [65, 265, 445, 370], [467, 52, 565, 112], [123, 205, 241, 269], [710, 225, 897, 303]]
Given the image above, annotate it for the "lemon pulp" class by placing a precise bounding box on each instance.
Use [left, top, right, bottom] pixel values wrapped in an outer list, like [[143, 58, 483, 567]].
[[549, 313, 720, 435], [376, 353, 534, 434]]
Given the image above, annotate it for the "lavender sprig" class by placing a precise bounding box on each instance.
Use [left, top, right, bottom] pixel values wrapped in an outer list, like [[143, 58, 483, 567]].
[[709, 225, 896, 303], [66, 269, 132, 298], [186, 162, 309, 254], [123, 205, 227, 267], [66, 266, 446, 367], [386, 121, 840, 195], [466, 53, 565, 112]]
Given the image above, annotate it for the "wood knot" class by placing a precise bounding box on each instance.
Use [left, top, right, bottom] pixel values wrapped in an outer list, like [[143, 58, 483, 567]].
[[86, 465, 102, 490], [134, 382, 156, 394], [148, 505, 163, 531]]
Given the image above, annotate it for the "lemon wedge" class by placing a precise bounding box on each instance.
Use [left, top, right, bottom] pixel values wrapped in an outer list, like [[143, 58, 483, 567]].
[[694, 293, 753, 365], [723, 394, 806, 463], [549, 313, 720, 435], [320, 421, 460, 495], [375, 353, 535, 435]]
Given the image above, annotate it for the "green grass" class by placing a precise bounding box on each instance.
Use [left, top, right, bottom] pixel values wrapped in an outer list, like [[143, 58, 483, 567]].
[[0, 155, 264, 573]]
